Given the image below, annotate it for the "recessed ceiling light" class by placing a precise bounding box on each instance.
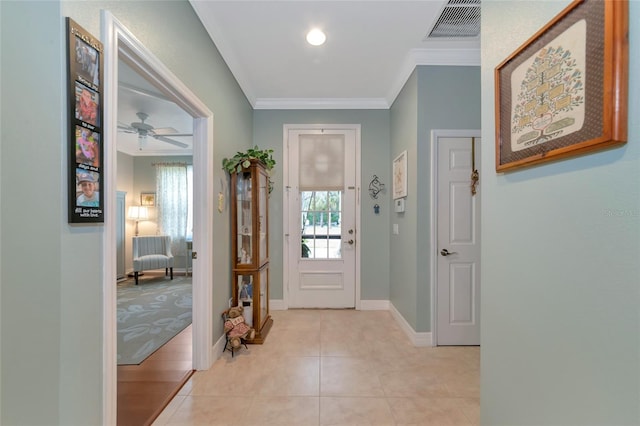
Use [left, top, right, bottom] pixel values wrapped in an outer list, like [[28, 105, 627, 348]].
[[306, 29, 326, 46]]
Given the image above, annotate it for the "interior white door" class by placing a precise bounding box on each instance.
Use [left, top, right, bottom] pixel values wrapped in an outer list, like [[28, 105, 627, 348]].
[[436, 135, 481, 345], [286, 127, 357, 308]]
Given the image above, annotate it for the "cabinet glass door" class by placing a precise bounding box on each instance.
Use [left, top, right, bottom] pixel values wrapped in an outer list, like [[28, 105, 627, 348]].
[[236, 171, 253, 265], [259, 266, 268, 329], [235, 273, 254, 327], [258, 171, 268, 265]]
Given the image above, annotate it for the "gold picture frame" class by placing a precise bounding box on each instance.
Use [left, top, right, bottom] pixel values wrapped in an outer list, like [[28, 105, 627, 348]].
[[494, 0, 628, 172], [140, 192, 156, 206]]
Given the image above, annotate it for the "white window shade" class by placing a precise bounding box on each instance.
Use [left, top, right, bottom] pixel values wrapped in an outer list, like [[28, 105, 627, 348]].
[[299, 134, 345, 191]]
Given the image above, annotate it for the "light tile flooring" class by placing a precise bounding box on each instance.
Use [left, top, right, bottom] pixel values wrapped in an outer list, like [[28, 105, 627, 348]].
[[153, 309, 479, 426]]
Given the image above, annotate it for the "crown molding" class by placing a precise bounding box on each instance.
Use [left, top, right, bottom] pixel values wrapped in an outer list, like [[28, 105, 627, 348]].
[[256, 47, 481, 110], [253, 98, 390, 110], [386, 47, 481, 107], [411, 47, 481, 66]]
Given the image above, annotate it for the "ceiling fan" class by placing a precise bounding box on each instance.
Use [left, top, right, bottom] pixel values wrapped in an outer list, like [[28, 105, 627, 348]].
[[117, 112, 191, 149]]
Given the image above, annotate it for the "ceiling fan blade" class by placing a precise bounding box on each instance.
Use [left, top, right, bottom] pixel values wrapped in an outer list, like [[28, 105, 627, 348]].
[[153, 135, 189, 148], [117, 127, 137, 134], [152, 127, 180, 135], [157, 133, 193, 137]]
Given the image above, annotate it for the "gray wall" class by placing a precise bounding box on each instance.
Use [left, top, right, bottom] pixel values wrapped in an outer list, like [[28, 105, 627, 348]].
[[389, 71, 419, 327], [253, 110, 391, 301], [389, 66, 481, 332], [1, 2, 65, 422], [481, 1, 640, 424], [416, 65, 481, 331], [0, 1, 252, 424]]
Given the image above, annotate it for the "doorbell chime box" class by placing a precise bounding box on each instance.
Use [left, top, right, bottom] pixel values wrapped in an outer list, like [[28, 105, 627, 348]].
[[395, 198, 405, 213]]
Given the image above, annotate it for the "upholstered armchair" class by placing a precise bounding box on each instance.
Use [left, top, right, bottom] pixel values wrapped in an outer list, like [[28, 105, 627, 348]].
[[132, 235, 174, 285]]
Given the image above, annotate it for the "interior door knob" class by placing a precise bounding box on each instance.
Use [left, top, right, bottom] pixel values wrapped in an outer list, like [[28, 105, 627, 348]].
[[440, 248, 457, 256]]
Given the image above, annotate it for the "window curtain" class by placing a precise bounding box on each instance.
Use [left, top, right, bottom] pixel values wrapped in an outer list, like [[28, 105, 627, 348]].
[[156, 163, 188, 256]]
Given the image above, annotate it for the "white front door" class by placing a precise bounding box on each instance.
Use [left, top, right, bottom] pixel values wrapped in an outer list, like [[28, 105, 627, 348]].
[[285, 125, 359, 308], [436, 133, 481, 345]]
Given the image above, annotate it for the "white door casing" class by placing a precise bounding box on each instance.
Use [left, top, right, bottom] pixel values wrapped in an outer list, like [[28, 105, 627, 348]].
[[283, 125, 361, 309], [102, 11, 215, 425], [431, 130, 481, 346]]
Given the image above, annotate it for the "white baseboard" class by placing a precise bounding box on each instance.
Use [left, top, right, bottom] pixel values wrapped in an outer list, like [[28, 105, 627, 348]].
[[207, 333, 227, 368], [389, 302, 432, 347], [360, 299, 390, 310], [269, 299, 390, 311]]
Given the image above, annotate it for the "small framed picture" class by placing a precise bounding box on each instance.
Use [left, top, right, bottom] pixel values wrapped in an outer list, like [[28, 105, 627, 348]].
[[392, 150, 408, 199], [140, 192, 156, 206], [75, 125, 100, 167], [75, 82, 99, 126]]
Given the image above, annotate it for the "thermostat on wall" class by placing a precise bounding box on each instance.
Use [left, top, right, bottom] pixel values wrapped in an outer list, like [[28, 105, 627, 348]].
[[395, 198, 405, 213]]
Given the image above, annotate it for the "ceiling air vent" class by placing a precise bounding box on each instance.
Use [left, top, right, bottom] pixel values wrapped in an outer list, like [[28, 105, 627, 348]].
[[425, 0, 481, 39]]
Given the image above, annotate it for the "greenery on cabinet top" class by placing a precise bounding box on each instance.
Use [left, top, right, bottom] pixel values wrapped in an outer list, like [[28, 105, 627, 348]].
[[222, 146, 275, 174]]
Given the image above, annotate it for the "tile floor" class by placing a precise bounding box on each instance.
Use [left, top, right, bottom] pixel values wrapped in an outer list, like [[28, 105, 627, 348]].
[[153, 309, 479, 426]]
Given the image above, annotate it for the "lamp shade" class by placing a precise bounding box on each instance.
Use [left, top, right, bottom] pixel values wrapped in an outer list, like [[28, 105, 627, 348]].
[[127, 205, 149, 221]]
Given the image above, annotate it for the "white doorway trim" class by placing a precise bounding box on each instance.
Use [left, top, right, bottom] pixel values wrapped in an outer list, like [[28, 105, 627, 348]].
[[430, 129, 481, 347], [282, 124, 362, 310], [102, 11, 215, 424]]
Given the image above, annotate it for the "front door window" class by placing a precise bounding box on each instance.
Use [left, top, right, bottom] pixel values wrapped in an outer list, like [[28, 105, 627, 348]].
[[300, 191, 342, 259]]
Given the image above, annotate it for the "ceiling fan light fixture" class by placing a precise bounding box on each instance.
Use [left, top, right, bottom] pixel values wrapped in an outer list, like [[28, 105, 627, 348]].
[[138, 134, 148, 150], [306, 28, 326, 46]]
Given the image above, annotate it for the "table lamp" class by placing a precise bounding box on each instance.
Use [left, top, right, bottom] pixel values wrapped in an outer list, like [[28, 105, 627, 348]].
[[128, 205, 149, 236]]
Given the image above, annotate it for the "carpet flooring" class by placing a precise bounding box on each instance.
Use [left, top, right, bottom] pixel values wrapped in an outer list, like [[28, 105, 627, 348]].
[[117, 275, 192, 365]]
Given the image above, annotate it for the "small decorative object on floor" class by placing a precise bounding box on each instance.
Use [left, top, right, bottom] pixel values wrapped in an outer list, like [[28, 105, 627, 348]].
[[222, 306, 256, 357]]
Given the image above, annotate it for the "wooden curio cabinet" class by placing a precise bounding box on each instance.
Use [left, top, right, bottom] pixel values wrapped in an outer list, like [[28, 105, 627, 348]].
[[230, 159, 272, 343]]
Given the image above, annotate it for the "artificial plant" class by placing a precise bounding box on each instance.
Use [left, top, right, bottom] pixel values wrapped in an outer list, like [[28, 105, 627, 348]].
[[222, 146, 275, 174]]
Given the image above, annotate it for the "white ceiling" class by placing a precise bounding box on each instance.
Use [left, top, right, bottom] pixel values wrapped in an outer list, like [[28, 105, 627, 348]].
[[189, 0, 480, 109], [117, 0, 481, 155]]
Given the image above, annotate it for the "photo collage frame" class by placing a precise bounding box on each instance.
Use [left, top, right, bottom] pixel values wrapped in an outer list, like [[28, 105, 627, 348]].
[[67, 18, 104, 223]]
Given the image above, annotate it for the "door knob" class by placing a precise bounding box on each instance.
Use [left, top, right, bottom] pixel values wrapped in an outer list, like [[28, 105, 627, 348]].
[[440, 248, 457, 256]]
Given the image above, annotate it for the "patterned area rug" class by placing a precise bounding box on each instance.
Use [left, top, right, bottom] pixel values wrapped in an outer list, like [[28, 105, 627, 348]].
[[117, 275, 192, 365]]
